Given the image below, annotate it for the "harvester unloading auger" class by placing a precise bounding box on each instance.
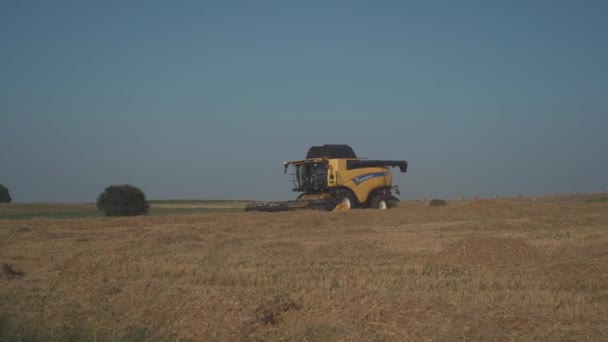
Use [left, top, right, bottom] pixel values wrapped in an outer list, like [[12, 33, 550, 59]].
[[245, 145, 407, 212]]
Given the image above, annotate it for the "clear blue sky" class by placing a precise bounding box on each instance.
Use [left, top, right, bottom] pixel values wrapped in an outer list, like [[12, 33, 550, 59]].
[[1, 1, 607, 202]]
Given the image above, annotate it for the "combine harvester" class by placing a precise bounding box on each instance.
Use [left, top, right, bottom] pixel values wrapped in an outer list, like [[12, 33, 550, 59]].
[[245, 145, 407, 212]]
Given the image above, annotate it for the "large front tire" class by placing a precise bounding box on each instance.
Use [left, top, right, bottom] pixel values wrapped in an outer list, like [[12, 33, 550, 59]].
[[335, 190, 356, 210]]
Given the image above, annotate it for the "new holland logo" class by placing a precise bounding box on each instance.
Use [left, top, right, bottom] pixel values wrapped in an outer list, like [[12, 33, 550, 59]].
[[353, 172, 388, 185]]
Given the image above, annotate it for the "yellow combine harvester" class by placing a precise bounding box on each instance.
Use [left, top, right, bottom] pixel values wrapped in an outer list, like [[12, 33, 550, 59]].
[[245, 145, 408, 212]]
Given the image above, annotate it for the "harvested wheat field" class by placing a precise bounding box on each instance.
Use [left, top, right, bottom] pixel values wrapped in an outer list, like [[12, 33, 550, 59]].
[[1, 196, 608, 341]]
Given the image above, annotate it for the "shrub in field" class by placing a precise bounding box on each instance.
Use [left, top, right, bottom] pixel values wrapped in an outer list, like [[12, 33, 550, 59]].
[[96, 184, 149, 216], [0, 184, 11, 203], [429, 199, 447, 207]]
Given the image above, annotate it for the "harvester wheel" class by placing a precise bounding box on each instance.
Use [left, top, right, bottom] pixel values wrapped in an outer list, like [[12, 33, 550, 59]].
[[370, 195, 388, 210], [335, 190, 356, 210]]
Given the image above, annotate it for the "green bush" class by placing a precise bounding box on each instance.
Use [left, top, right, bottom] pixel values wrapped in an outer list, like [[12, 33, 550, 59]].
[[0, 184, 11, 203], [96, 184, 149, 216], [429, 199, 447, 207]]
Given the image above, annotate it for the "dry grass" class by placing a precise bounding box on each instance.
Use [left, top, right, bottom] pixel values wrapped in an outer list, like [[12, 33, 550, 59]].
[[433, 236, 543, 267], [1, 196, 608, 340], [0, 201, 247, 220]]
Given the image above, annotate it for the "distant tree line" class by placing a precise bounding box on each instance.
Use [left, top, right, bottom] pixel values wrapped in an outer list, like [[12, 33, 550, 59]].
[[0, 183, 149, 216]]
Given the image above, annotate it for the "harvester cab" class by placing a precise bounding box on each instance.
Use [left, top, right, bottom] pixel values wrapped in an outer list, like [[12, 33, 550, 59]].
[[245, 145, 407, 212]]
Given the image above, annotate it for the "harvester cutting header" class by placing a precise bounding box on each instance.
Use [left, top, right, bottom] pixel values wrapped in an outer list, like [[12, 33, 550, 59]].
[[245, 145, 408, 212]]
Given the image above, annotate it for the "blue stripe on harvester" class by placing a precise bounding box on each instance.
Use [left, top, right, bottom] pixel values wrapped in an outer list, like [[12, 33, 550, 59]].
[[352, 172, 388, 185]]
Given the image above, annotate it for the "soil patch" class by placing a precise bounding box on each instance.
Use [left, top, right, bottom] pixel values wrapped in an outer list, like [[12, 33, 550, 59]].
[[2, 263, 25, 280], [253, 293, 300, 325]]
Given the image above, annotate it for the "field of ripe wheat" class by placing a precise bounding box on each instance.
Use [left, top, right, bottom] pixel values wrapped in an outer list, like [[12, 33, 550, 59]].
[[1, 195, 607, 341]]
